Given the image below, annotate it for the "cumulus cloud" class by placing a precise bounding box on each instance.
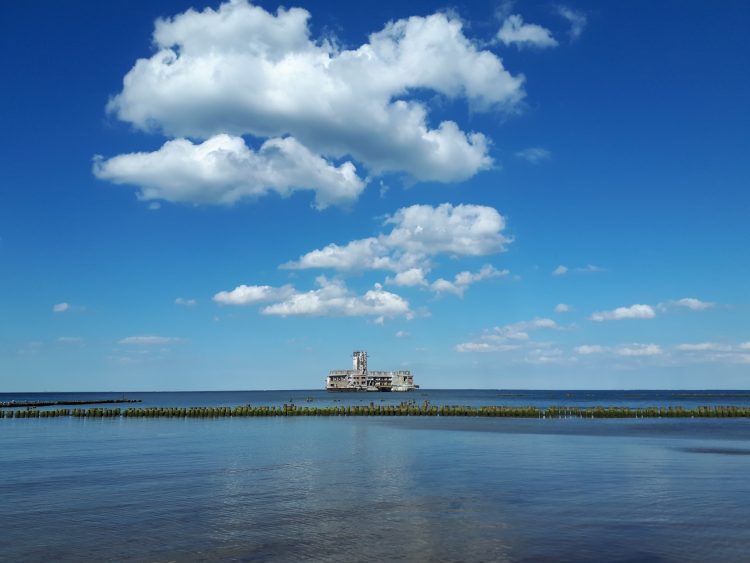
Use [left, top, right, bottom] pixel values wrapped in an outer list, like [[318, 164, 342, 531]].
[[456, 317, 558, 352], [395, 330, 410, 338], [175, 297, 197, 306], [590, 304, 655, 322], [552, 265, 568, 276], [94, 135, 365, 209], [261, 277, 411, 320], [554, 303, 571, 313], [557, 6, 587, 40], [497, 14, 558, 48], [104, 1, 525, 196], [284, 203, 511, 273], [119, 335, 181, 345], [386, 268, 429, 287], [213, 284, 295, 305], [53, 302, 70, 313], [515, 147, 551, 163], [430, 264, 508, 297]]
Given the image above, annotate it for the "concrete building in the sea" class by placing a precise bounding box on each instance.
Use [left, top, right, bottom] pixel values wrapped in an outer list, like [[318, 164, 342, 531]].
[[326, 351, 418, 392]]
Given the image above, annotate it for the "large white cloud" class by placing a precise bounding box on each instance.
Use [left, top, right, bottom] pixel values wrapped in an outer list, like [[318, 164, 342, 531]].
[[94, 135, 364, 209], [497, 15, 558, 48], [283, 203, 511, 273], [105, 1, 525, 189]]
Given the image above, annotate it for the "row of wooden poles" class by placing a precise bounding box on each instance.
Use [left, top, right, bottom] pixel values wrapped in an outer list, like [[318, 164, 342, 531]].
[[3, 405, 750, 418]]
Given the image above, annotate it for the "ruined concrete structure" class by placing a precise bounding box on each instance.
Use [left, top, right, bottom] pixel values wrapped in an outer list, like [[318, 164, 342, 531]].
[[326, 351, 418, 392]]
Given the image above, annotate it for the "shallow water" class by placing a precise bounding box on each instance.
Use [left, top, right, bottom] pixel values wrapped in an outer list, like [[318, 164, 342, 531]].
[[2, 403, 750, 561]]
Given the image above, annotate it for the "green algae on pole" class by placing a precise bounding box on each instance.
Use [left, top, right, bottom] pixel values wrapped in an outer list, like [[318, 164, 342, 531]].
[[5, 404, 750, 419], [0, 398, 141, 408]]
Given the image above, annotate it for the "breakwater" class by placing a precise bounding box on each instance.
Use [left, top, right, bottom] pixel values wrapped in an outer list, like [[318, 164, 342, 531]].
[[4, 404, 750, 418], [0, 399, 141, 408]]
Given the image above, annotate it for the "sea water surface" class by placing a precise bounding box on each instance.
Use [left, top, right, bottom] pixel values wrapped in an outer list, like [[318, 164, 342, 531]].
[[2, 391, 750, 561]]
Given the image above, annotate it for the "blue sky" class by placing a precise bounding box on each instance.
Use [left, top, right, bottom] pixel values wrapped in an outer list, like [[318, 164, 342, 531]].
[[1, 0, 748, 391]]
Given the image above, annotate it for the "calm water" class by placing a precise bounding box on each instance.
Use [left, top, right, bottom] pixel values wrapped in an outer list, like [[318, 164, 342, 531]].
[[2, 391, 750, 561]]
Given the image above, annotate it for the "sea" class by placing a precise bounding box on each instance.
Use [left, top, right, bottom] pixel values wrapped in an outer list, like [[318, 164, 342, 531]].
[[2, 390, 750, 562]]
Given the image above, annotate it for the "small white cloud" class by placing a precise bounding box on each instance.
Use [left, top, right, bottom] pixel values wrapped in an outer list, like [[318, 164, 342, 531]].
[[395, 330, 410, 338], [670, 341, 750, 366], [497, 14, 558, 48], [575, 343, 662, 357], [119, 335, 181, 345], [554, 264, 605, 276], [522, 346, 571, 365], [575, 345, 605, 355], [213, 284, 295, 306], [18, 341, 43, 355], [676, 342, 731, 352], [57, 337, 83, 344], [615, 343, 662, 357], [175, 297, 197, 306], [515, 147, 551, 164], [557, 6, 587, 40], [672, 298, 715, 311], [430, 265, 508, 298], [386, 268, 428, 288], [456, 317, 558, 352], [554, 303, 571, 313], [53, 302, 70, 313], [456, 341, 521, 353], [590, 304, 655, 322]]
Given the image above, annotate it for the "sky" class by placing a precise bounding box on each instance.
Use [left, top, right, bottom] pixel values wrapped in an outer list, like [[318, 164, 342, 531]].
[[1, 0, 748, 391]]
